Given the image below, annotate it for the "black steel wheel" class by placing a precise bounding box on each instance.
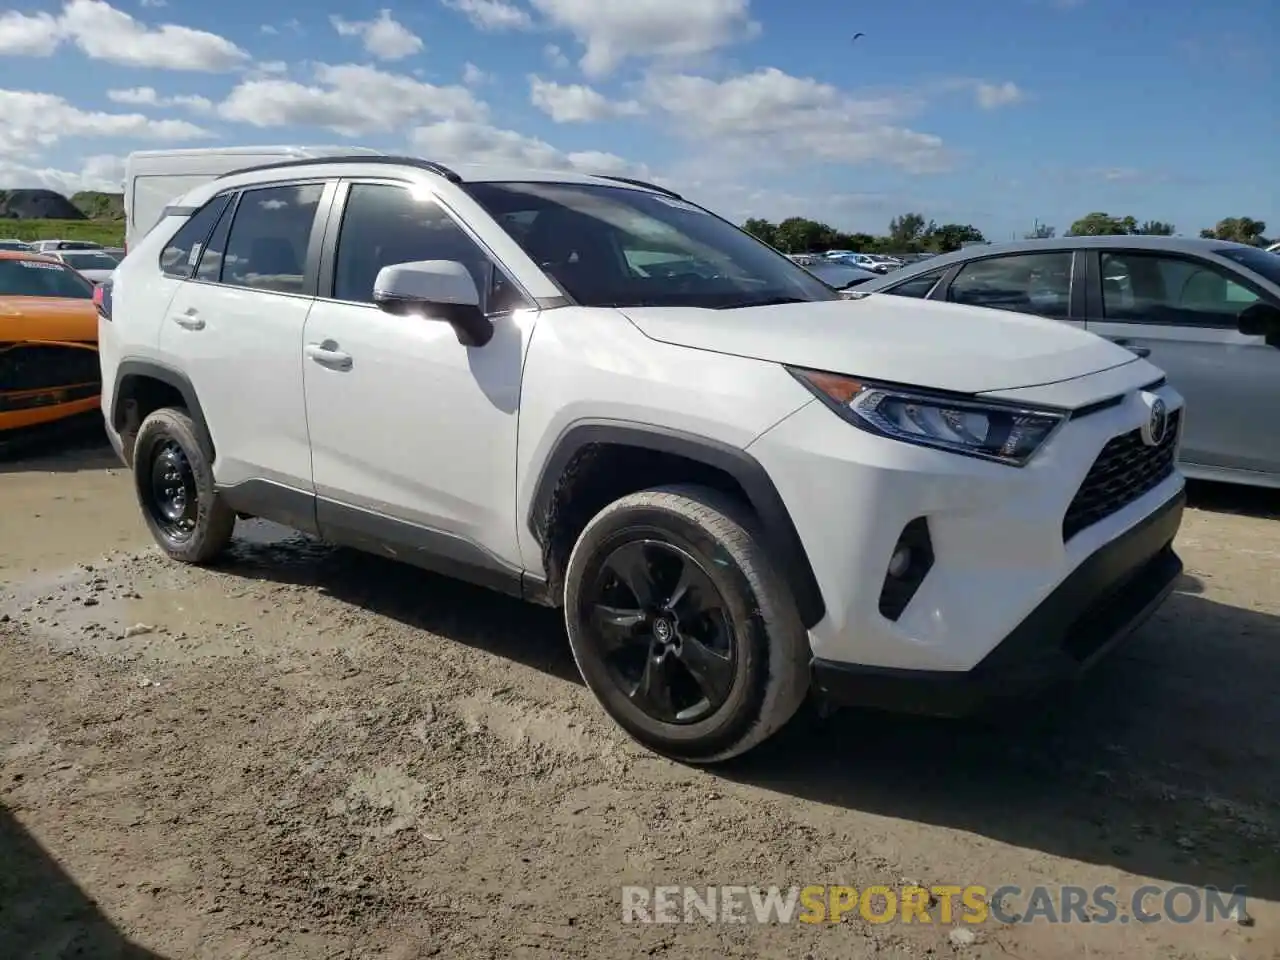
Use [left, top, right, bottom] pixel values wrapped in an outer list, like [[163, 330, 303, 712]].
[[564, 484, 810, 764], [132, 407, 235, 564], [141, 439, 199, 541]]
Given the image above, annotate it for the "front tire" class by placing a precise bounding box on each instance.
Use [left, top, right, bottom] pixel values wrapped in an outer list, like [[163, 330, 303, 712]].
[[132, 407, 235, 564], [563, 484, 811, 763]]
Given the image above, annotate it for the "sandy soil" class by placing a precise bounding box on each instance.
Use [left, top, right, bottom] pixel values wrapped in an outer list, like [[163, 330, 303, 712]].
[[1, 429, 1277, 959]]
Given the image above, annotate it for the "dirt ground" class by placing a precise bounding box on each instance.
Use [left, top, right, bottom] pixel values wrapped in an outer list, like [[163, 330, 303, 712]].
[[1, 427, 1277, 960]]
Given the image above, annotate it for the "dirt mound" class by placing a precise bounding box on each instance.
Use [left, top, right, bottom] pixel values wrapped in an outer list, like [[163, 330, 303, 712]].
[[0, 189, 88, 220]]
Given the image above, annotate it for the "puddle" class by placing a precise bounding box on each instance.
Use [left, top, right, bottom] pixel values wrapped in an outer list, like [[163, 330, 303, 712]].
[[0, 520, 378, 664]]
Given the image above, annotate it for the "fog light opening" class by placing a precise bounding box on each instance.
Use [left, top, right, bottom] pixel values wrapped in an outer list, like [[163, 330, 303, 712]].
[[878, 518, 935, 621]]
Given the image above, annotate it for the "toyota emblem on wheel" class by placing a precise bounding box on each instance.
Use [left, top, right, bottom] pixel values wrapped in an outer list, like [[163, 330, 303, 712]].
[[1140, 394, 1168, 447]]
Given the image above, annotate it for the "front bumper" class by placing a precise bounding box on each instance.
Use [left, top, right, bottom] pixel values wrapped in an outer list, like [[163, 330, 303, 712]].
[[746, 370, 1185, 680], [811, 488, 1184, 715]]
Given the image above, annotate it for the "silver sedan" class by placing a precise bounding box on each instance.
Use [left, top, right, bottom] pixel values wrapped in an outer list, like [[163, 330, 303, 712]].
[[857, 235, 1280, 489]]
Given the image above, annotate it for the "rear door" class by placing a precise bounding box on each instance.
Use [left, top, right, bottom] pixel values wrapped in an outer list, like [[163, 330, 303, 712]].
[[158, 179, 335, 497], [1081, 248, 1280, 477]]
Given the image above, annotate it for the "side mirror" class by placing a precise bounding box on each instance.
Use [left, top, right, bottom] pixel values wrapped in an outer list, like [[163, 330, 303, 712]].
[[373, 260, 493, 347], [1238, 302, 1280, 341]]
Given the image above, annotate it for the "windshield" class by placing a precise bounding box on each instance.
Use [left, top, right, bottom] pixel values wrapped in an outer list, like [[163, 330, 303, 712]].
[[61, 251, 118, 270], [465, 181, 840, 309], [1215, 246, 1280, 287], [0, 259, 95, 298]]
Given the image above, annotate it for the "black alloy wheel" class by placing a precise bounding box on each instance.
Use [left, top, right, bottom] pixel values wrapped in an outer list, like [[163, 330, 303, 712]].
[[563, 485, 812, 763], [584, 538, 736, 725]]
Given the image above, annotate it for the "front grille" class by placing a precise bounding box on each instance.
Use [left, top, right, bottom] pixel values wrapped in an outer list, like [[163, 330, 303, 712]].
[[0, 382, 99, 412], [0, 342, 100, 392], [1063, 409, 1181, 541]]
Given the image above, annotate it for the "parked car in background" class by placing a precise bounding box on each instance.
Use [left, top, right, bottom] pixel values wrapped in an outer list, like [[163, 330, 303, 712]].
[[858, 236, 1280, 489], [831, 253, 893, 274], [29, 239, 105, 253], [1266, 242, 1280, 254], [45, 248, 119, 284], [103, 247, 126, 262], [0, 239, 36, 252], [0, 251, 101, 440]]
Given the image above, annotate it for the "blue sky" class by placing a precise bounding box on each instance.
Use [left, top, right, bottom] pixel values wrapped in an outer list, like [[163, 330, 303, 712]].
[[0, 0, 1275, 239]]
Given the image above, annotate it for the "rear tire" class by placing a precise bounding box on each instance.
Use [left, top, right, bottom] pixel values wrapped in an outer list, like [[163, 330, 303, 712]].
[[563, 484, 811, 764], [132, 407, 234, 564]]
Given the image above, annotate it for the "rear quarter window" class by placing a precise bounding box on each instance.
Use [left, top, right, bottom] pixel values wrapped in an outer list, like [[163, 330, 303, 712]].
[[159, 194, 233, 279]]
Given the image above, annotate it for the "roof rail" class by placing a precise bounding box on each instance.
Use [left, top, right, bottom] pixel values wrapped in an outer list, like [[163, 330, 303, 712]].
[[594, 175, 683, 200], [219, 155, 463, 183]]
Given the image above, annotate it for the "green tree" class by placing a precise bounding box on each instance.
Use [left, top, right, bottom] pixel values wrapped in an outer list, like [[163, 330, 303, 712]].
[[927, 223, 986, 253], [741, 217, 778, 247], [1136, 220, 1176, 236], [774, 217, 838, 253], [1025, 220, 1056, 240], [888, 212, 931, 251], [1068, 212, 1139, 236], [1199, 217, 1267, 246]]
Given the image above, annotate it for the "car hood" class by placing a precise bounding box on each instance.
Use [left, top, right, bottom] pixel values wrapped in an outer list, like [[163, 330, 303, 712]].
[[0, 296, 98, 341], [617, 294, 1140, 395]]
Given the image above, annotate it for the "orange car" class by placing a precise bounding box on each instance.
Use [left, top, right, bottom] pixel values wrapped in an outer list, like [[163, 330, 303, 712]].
[[0, 250, 102, 437]]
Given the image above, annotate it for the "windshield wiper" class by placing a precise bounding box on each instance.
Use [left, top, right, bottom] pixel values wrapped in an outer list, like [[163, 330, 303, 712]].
[[714, 296, 811, 310]]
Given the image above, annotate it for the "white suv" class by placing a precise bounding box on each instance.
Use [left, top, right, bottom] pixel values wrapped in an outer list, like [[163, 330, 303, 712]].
[[97, 156, 1188, 762]]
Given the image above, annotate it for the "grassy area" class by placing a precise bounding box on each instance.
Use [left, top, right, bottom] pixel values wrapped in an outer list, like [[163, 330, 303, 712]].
[[1, 220, 125, 247]]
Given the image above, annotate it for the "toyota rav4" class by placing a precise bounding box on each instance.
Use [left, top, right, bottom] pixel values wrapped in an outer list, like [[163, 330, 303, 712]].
[[97, 156, 1187, 762]]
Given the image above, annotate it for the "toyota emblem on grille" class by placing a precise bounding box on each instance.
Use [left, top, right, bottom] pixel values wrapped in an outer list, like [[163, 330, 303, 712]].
[[1139, 393, 1168, 447]]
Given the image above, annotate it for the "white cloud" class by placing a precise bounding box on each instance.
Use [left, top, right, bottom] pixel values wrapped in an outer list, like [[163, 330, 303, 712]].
[[38, 0, 249, 72], [643, 68, 951, 174], [0, 11, 62, 55], [409, 120, 647, 178], [260, 23, 277, 35], [440, 0, 534, 31], [528, 75, 644, 123], [107, 86, 215, 113], [530, 0, 758, 77], [254, 60, 288, 75], [0, 89, 211, 156], [543, 43, 569, 69], [218, 63, 487, 136], [330, 9, 423, 61], [462, 62, 490, 86], [974, 80, 1025, 109], [138, 0, 165, 7], [0, 153, 126, 193]]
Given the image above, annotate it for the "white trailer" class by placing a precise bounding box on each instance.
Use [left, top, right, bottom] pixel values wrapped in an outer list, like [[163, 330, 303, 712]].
[[122, 145, 385, 251]]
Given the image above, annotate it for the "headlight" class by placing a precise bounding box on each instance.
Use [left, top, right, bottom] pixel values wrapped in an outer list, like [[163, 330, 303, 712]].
[[789, 368, 1067, 466]]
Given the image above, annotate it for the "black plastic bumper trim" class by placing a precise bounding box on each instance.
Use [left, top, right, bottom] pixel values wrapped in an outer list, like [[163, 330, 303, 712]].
[[812, 488, 1185, 717]]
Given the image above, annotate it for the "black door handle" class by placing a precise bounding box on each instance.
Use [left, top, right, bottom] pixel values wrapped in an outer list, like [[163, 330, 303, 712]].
[[1105, 337, 1151, 359]]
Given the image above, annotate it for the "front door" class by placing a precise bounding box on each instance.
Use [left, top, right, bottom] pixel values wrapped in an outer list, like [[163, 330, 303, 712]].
[[1082, 249, 1280, 478], [300, 179, 535, 575]]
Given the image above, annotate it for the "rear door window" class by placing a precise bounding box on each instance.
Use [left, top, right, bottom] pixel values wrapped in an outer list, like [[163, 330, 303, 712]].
[[947, 252, 1073, 319], [220, 183, 325, 295], [883, 269, 945, 298]]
